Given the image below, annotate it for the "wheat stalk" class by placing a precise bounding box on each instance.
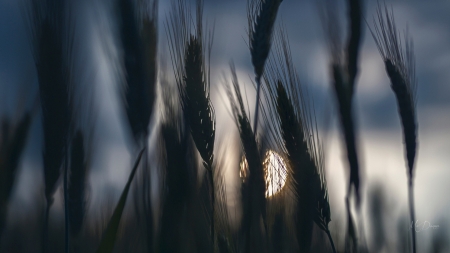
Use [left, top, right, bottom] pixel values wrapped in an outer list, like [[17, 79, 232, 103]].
[[226, 63, 266, 253], [261, 28, 335, 252], [141, 0, 159, 140], [27, 0, 74, 251], [158, 80, 198, 253], [248, 0, 283, 135], [318, 2, 364, 250], [118, 0, 157, 145], [346, 0, 363, 95], [68, 78, 96, 247], [68, 129, 93, 246], [214, 150, 234, 253], [166, 0, 216, 248], [0, 112, 32, 240], [182, 36, 215, 172], [322, 0, 363, 204], [369, 3, 418, 252], [121, 1, 159, 251]]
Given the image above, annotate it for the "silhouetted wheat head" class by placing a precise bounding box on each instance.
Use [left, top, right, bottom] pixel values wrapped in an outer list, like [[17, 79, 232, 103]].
[[118, 0, 158, 145], [319, 3, 362, 250], [166, 0, 217, 248], [29, 0, 73, 207], [369, 3, 418, 253], [248, 0, 283, 134], [226, 63, 266, 253], [370, 3, 417, 180], [117, 0, 159, 251], [28, 1, 75, 252], [262, 29, 334, 252], [166, 0, 215, 169], [1, 0, 441, 252], [320, 0, 363, 206], [248, 0, 282, 81]]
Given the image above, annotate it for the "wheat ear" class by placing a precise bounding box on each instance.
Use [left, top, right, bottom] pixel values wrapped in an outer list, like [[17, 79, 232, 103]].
[[118, 0, 157, 145], [320, 0, 363, 206], [166, 0, 216, 248], [28, 0, 74, 251], [369, 3, 418, 252], [248, 0, 283, 135], [318, 3, 364, 249], [262, 28, 335, 252], [226, 63, 266, 253]]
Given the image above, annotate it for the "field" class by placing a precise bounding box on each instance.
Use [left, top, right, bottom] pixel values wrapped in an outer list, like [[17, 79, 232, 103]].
[[0, 0, 449, 252]]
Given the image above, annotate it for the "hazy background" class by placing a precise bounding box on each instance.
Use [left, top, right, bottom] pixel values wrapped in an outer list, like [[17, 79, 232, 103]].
[[1, 0, 449, 251]]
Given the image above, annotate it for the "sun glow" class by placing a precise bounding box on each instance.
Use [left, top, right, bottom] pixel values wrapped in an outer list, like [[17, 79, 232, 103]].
[[239, 150, 288, 197]]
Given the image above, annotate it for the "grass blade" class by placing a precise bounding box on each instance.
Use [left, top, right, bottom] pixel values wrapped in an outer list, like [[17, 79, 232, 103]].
[[95, 148, 145, 253]]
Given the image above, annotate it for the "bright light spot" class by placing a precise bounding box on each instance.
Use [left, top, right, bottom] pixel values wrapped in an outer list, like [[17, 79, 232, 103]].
[[264, 150, 288, 197], [239, 150, 288, 197], [239, 156, 249, 181]]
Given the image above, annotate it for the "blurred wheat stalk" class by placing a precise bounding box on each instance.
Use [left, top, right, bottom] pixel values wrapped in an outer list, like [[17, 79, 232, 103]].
[[369, 3, 418, 253]]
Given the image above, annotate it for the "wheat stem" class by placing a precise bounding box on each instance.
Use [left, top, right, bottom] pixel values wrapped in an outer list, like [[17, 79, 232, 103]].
[[42, 201, 51, 253], [207, 168, 215, 249], [346, 0, 362, 94], [325, 229, 337, 253], [252, 76, 262, 136], [248, 0, 283, 136], [369, 4, 418, 252], [409, 179, 416, 253], [64, 153, 69, 253]]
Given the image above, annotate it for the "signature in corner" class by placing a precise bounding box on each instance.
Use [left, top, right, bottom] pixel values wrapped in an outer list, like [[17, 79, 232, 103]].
[[411, 220, 439, 232]]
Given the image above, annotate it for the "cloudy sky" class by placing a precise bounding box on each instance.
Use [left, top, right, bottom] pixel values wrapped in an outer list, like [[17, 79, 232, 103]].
[[1, 0, 449, 250]]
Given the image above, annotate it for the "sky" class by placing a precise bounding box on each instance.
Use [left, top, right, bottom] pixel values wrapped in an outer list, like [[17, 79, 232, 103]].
[[1, 0, 449, 250]]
